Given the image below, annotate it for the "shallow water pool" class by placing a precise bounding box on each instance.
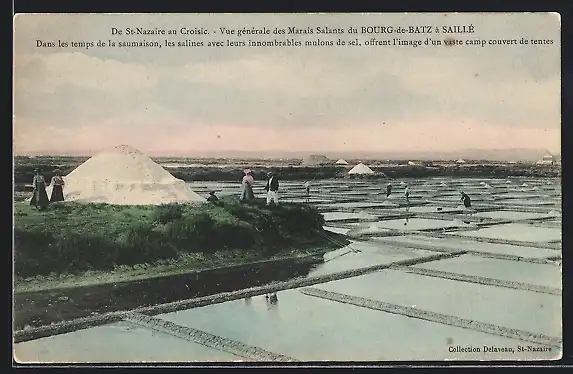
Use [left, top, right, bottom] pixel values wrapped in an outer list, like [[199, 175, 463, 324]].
[[452, 223, 562, 243]]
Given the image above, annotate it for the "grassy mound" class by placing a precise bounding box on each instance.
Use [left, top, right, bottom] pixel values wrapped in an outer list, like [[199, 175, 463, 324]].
[[14, 198, 334, 278]]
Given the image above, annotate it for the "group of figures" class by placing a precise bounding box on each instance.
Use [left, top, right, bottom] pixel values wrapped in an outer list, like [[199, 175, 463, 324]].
[[236, 169, 280, 206], [29, 168, 65, 211], [385, 183, 472, 211], [27, 167, 473, 212]]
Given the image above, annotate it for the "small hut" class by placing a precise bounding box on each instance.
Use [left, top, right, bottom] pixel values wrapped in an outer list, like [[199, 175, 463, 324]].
[[536, 153, 555, 165]]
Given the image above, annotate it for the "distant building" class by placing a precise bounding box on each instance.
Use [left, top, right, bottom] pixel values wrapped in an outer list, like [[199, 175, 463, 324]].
[[536, 153, 556, 165]]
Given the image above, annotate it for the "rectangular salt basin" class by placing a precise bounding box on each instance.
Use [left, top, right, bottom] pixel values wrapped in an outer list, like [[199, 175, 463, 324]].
[[353, 218, 453, 231], [285, 198, 335, 203], [498, 199, 555, 206], [14, 321, 242, 363], [155, 290, 554, 361], [453, 223, 562, 243], [376, 235, 560, 259], [493, 194, 548, 201], [388, 206, 464, 214], [331, 191, 375, 196], [323, 211, 379, 221], [474, 211, 550, 220], [315, 271, 561, 338], [413, 254, 562, 289], [335, 202, 398, 209], [310, 245, 438, 277]]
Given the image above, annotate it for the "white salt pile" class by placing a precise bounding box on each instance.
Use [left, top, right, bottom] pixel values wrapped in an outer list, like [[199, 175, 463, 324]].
[[35, 145, 206, 205]]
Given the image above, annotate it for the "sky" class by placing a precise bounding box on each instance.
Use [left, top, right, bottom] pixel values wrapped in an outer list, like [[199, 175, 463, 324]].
[[13, 13, 561, 156]]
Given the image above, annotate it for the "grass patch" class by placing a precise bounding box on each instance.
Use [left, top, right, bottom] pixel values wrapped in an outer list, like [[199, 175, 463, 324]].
[[14, 198, 336, 280]]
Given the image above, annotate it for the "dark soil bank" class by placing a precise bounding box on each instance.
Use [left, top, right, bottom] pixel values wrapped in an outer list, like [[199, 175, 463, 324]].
[[13, 157, 560, 185], [14, 257, 322, 330]]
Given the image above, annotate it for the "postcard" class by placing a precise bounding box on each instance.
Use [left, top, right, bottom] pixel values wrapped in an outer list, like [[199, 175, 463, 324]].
[[13, 12, 561, 364]]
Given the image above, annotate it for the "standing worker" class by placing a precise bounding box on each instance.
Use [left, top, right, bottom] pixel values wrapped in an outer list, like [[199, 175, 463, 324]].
[[404, 184, 411, 212], [30, 168, 49, 211], [264, 171, 280, 206], [460, 191, 473, 213], [304, 181, 311, 202], [386, 183, 392, 198]]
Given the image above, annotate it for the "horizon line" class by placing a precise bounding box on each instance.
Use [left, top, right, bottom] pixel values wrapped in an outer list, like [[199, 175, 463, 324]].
[[13, 147, 560, 158]]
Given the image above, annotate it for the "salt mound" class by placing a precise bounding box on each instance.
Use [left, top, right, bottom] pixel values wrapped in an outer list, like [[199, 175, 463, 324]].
[[36, 145, 206, 205], [348, 163, 374, 175]]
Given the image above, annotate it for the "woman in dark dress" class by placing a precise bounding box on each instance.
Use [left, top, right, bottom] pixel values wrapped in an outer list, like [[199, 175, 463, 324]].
[[30, 168, 49, 210], [49, 169, 65, 202], [460, 191, 472, 208]]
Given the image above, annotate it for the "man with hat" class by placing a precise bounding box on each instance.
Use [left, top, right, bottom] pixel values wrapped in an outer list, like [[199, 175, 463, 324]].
[[264, 171, 280, 206]]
